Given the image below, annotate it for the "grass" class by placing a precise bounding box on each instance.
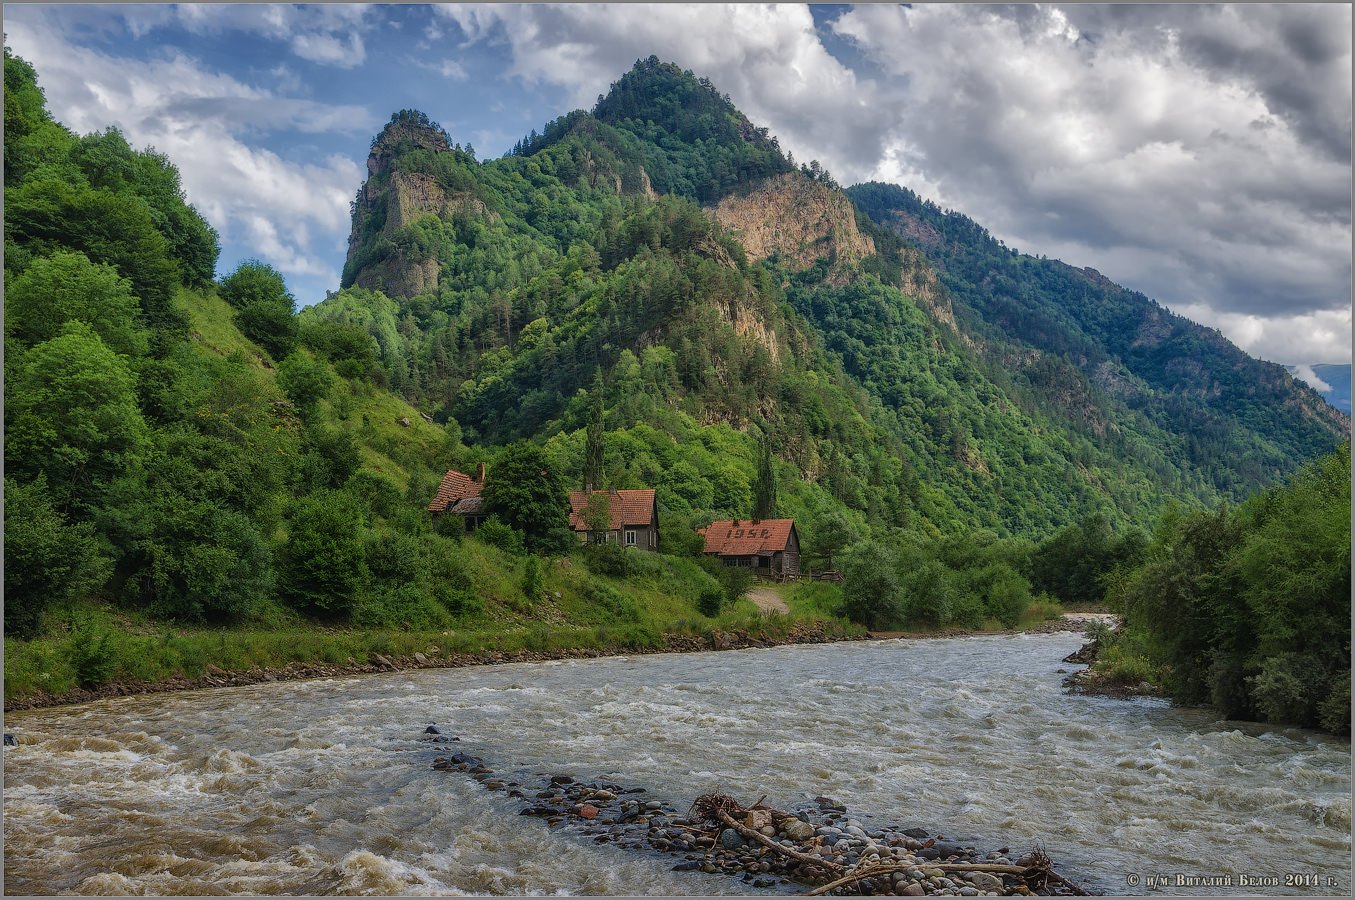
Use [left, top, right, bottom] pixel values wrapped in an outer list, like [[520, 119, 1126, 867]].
[[4, 544, 863, 704], [181, 286, 269, 362]]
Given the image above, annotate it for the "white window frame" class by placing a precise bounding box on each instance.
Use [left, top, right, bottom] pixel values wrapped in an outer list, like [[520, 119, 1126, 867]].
[[625, 529, 637, 546]]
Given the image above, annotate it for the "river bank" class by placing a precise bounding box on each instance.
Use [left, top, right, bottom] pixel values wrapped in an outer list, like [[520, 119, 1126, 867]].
[[2, 615, 1098, 714]]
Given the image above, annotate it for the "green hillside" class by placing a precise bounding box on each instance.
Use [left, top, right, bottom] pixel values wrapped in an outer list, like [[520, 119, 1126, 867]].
[[5, 51, 1347, 728], [847, 181, 1349, 499]]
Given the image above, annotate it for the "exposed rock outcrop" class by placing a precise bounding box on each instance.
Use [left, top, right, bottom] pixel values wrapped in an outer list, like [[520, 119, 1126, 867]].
[[710, 173, 875, 283]]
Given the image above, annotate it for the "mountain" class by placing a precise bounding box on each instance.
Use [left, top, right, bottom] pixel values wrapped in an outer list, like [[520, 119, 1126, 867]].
[[1286, 364, 1352, 414], [323, 57, 1347, 541]]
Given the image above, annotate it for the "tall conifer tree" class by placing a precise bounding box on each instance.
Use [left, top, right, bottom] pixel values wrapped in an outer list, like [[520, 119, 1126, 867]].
[[753, 431, 776, 522]]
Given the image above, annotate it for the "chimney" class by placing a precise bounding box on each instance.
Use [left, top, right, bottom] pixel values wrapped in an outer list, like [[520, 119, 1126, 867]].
[[475, 462, 486, 482]]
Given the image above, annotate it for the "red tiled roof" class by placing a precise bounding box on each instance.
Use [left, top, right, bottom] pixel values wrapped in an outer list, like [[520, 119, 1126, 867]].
[[429, 469, 484, 513], [567, 489, 656, 531], [698, 519, 796, 556]]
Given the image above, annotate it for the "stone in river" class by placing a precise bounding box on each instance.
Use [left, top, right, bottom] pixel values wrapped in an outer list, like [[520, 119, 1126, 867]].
[[579, 805, 600, 819], [902, 827, 929, 839], [423, 725, 441, 735], [966, 872, 1004, 893], [719, 828, 744, 849], [899, 884, 925, 897], [781, 819, 815, 841], [3, 734, 16, 747], [745, 809, 773, 830], [932, 841, 968, 858], [591, 789, 617, 802]]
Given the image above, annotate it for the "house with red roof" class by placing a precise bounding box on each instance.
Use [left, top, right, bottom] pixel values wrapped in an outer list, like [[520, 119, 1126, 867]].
[[428, 463, 488, 528], [698, 518, 800, 581], [568, 488, 659, 550]]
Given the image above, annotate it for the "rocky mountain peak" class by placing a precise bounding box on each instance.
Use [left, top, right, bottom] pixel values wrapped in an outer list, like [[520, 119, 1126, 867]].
[[366, 109, 451, 178]]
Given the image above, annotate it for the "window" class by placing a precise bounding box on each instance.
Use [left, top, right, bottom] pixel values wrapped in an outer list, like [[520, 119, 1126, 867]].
[[625, 529, 637, 546]]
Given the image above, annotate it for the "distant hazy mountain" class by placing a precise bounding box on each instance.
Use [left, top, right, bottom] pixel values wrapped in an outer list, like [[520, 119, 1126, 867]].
[[1287, 364, 1352, 414]]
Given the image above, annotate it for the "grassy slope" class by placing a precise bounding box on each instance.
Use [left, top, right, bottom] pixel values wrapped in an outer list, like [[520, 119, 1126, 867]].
[[4, 289, 1069, 705]]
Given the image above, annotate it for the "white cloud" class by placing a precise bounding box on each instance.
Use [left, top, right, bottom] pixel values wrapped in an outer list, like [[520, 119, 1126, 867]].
[[1172, 303, 1352, 366], [173, 3, 374, 68], [1290, 364, 1333, 393], [4, 13, 367, 285]]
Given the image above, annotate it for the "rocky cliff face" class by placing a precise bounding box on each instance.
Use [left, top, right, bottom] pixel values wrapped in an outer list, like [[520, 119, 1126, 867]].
[[347, 168, 493, 298], [710, 173, 874, 282]]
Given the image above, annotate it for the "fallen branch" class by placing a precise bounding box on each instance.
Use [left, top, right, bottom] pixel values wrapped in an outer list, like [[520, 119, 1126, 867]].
[[1044, 868, 1091, 896], [715, 808, 844, 874], [805, 860, 1044, 896]]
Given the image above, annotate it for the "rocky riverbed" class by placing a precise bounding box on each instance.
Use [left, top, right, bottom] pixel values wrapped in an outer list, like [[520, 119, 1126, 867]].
[[430, 737, 1091, 896]]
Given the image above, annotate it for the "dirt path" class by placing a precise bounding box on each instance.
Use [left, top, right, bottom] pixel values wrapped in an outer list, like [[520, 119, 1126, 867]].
[[748, 587, 790, 615]]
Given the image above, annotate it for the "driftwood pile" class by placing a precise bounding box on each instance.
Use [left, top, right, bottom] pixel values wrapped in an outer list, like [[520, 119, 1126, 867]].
[[431, 741, 1093, 896]]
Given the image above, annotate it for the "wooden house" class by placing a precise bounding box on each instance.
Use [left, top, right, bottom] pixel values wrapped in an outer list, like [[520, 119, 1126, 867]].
[[428, 463, 488, 528], [698, 518, 801, 581], [568, 488, 659, 550]]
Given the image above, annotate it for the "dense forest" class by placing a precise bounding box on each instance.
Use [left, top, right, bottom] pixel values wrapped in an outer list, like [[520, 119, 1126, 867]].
[[5, 51, 1349, 732], [1093, 442, 1351, 733]]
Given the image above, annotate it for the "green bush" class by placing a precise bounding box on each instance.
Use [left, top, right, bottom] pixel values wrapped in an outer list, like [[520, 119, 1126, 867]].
[[68, 615, 117, 688], [583, 541, 631, 577], [718, 565, 756, 605], [840, 541, 903, 629], [696, 587, 725, 618], [585, 582, 640, 622], [475, 516, 524, 554], [353, 583, 451, 631], [983, 565, 1031, 627], [218, 259, 293, 309], [899, 559, 952, 627], [277, 351, 332, 412], [521, 556, 545, 604], [278, 490, 368, 617], [235, 299, 297, 360], [1318, 671, 1350, 734], [1248, 653, 1327, 727], [3, 475, 107, 639]]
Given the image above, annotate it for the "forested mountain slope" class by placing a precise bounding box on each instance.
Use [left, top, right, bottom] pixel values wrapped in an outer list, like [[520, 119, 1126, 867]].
[[848, 181, 1349, 498], [327, 57, 1347, 538]]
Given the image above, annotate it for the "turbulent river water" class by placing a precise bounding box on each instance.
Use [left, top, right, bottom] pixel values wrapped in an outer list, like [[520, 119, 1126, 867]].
[[3, 632, 1350, 896]]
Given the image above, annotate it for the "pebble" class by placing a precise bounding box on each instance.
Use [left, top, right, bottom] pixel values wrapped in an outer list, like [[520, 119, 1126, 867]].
[[718, 828, 743, 849], [967, 872, 1005, 892]]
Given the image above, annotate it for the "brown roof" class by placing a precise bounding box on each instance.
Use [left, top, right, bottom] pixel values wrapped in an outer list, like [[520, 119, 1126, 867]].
[[567, 489, 656, 531], [698, 519, 796, 556], [429, 469, 484, 513]]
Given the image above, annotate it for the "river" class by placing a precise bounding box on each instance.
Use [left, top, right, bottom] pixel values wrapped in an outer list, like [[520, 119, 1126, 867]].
[[3, 633, 1350, 895]]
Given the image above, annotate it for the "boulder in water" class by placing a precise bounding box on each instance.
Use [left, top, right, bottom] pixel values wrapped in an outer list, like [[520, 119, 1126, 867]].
[[3, 734, 16, 747]]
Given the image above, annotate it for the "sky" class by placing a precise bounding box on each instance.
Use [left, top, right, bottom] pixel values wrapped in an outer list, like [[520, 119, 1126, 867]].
[[4, 3, 1351, 368]]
